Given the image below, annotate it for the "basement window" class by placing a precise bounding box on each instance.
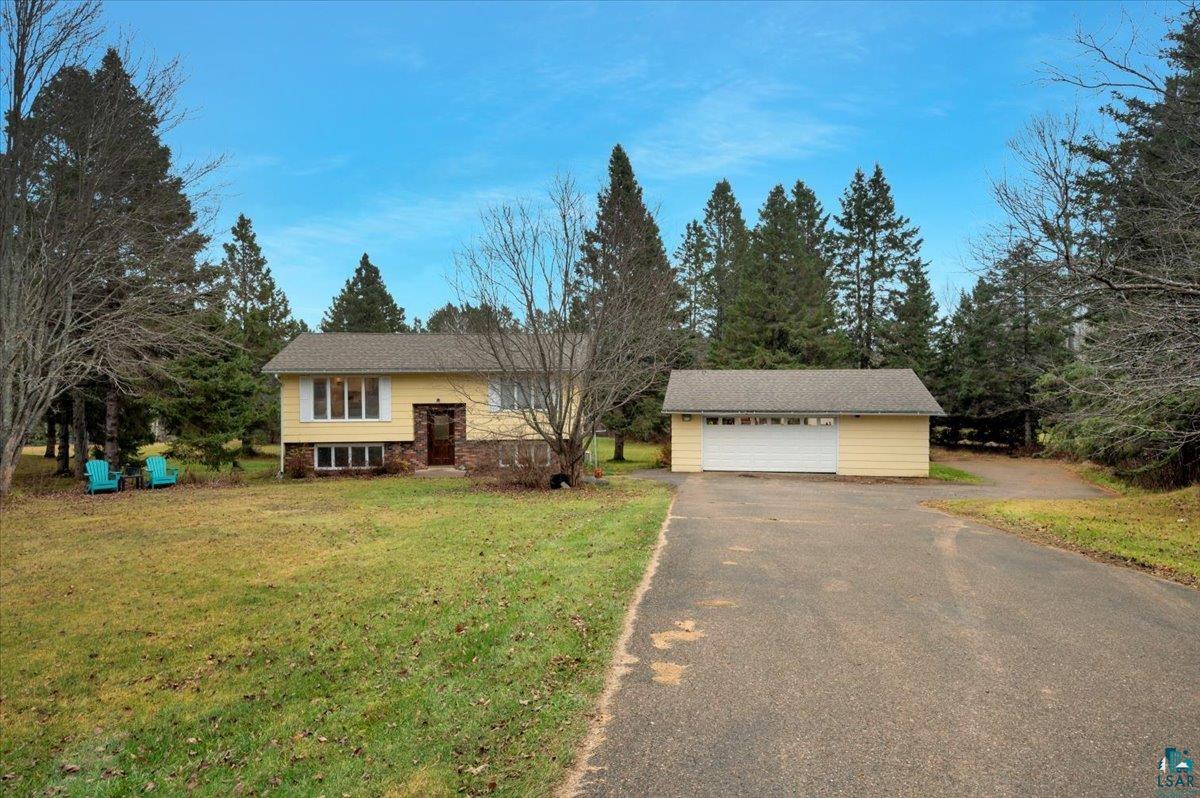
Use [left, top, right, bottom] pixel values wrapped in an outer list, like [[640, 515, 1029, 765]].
[[315, 444, 384, 470]]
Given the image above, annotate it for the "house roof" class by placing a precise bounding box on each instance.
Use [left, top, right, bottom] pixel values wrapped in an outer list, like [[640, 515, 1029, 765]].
[[262, 332, 584, 374], [662, 369, 945, 415]]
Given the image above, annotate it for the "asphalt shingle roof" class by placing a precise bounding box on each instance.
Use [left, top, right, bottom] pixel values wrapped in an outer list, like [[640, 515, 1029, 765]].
[[262, 332, 581, 374], [662, 369, 945, 415]]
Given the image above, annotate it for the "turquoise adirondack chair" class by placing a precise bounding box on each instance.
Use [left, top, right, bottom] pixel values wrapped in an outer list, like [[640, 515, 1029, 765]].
[[144, 455, 179, 488], [85, 460, 121, 494]]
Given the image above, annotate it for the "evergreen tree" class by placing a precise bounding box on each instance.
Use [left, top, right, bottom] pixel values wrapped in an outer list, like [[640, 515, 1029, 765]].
[[579, 145, 681, 460], [791, 179, 833, 260], [934, 241, 1070, 447], [675, 220, 714, 338], [832, 165, 922, 367], [217, 214, 304, 449], [712, 185, 841, 368], [1044, 8, 1200, 482], [424, 301, 517, 333], [700, 180, 749, 344], [883, 258, 939, 378], [320, 253, 408, 333], [33, 50, 209, 471], [157, 314, 260, 470]]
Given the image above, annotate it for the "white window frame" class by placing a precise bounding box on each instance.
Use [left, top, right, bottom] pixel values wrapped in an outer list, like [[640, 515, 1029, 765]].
[[309, 376, 383, 421], [489, 377, 548, 411], [314, 443, 385, 470]]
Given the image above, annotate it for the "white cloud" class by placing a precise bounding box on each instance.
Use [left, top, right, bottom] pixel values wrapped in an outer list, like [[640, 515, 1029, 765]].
[[629, 82, 850, 180]]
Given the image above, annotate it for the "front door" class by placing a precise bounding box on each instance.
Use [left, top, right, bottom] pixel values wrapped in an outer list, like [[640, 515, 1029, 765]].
[[427, 410, 455, 466]]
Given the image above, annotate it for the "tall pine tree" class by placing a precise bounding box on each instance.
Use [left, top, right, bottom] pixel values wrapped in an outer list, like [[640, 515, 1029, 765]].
[[883, 259, 939, 378], [320, 253, 408, 333], [579, 145, 681, 460], [217, 214, 305, 448], [675, 220, 714, 338], [701, 180, 749, 345], [832, 165, 922, 368], [712, 185, 841, 368]]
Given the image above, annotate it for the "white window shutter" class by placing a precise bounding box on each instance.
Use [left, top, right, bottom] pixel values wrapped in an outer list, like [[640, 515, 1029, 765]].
[[299, 377, 314, 422], [378, 376, 392, 421], [487, 379, 500, 411]]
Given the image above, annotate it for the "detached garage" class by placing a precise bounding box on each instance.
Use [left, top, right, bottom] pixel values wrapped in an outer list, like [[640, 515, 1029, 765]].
[[663, 369, 944, 477]]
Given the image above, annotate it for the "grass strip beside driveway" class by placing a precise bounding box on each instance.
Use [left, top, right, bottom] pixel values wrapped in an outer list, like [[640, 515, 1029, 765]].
[[931, 486, 1199, 587], [0, 476, 671, 796]]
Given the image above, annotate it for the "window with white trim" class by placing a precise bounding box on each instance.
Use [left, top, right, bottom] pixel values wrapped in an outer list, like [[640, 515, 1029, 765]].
[[490, 378, 548, 411], [315, 444, 384, 470], [311, 376, 381, 420]]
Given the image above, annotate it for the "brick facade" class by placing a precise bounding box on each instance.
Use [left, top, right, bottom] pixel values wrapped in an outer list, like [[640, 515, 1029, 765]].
[[285, 403, 512, 472]]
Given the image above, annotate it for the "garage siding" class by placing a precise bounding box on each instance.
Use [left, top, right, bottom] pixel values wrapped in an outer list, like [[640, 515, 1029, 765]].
[[836, 414, 929, 477], [670, 414, 702, 472]]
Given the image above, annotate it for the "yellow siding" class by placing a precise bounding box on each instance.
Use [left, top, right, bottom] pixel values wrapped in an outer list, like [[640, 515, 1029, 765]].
[[836, 414, 929, 477], [279, 373, 536, 444], [670, 413, 702, 472]]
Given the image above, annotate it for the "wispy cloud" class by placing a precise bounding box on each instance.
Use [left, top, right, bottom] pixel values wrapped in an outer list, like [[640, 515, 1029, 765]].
[[629, 82, 851, 180]]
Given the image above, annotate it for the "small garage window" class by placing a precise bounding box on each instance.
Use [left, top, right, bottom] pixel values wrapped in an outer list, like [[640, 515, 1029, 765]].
[[804, 417, 835, 426], [770, 417, 782, 424], [721, 417, 735, 425], [738, 417, 752, 425], [786, 418, 803, 425], [705, 417, 720, 425], [753, 417, 770, 425]]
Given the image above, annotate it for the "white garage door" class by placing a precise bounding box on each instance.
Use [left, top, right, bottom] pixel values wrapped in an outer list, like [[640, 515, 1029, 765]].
[[701, 415, 837, 473]]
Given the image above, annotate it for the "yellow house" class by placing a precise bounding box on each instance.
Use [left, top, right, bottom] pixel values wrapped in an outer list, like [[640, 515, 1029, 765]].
[[263, 333, 550, 472], [663, 369, 944, 477]]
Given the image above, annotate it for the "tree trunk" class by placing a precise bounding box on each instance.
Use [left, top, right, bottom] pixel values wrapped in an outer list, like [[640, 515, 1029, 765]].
[[56, 398, 71, 475], [1023, 409, 1034, 449], [104, 387, 119, 468], [44, 413, 56, 458], [0, 436, 20, 497], [72, 388, 87, 478], [557, 438, 586, 486], [611, 431, 626, 462]]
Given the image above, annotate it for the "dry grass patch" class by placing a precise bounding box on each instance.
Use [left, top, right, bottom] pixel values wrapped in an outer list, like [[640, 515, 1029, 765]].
[[931, 486, 1199, 586]]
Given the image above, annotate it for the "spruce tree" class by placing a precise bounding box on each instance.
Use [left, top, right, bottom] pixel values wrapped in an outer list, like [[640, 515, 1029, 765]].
[[675, 220, 714, 337], [701, 180, 749, 343], [579, 145, 681, 460], [791, 179, 833, 260], [712, 185, 841, 368], [217, 214, 304, 448], [320, 253, 408, 333], [884, 258, 939, 378], [832, 165, 922, 367]]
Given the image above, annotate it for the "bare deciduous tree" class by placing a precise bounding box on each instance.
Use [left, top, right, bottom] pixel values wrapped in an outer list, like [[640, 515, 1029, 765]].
[[452, 176, 686, 485], [996, 9, 1200, 481], [1, 0, 219, 495]]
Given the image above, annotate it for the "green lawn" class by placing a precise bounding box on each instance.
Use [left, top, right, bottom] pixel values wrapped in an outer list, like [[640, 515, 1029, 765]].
[[932, 486, 1199, 586], [589, 436, 663, 476], [0, 475, 671, 796], [928, 461, 983, 484]]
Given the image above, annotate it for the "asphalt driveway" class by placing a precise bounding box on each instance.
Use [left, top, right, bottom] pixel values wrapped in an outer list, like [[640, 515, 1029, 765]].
[[574, 457, 1200, 797]]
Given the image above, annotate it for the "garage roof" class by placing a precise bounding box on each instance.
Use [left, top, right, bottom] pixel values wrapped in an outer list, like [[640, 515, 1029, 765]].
[[662, 369, 945, 415]]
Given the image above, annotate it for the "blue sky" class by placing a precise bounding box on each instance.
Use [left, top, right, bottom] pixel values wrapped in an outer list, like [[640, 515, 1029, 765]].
[[103, 0, 1173, 326]]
